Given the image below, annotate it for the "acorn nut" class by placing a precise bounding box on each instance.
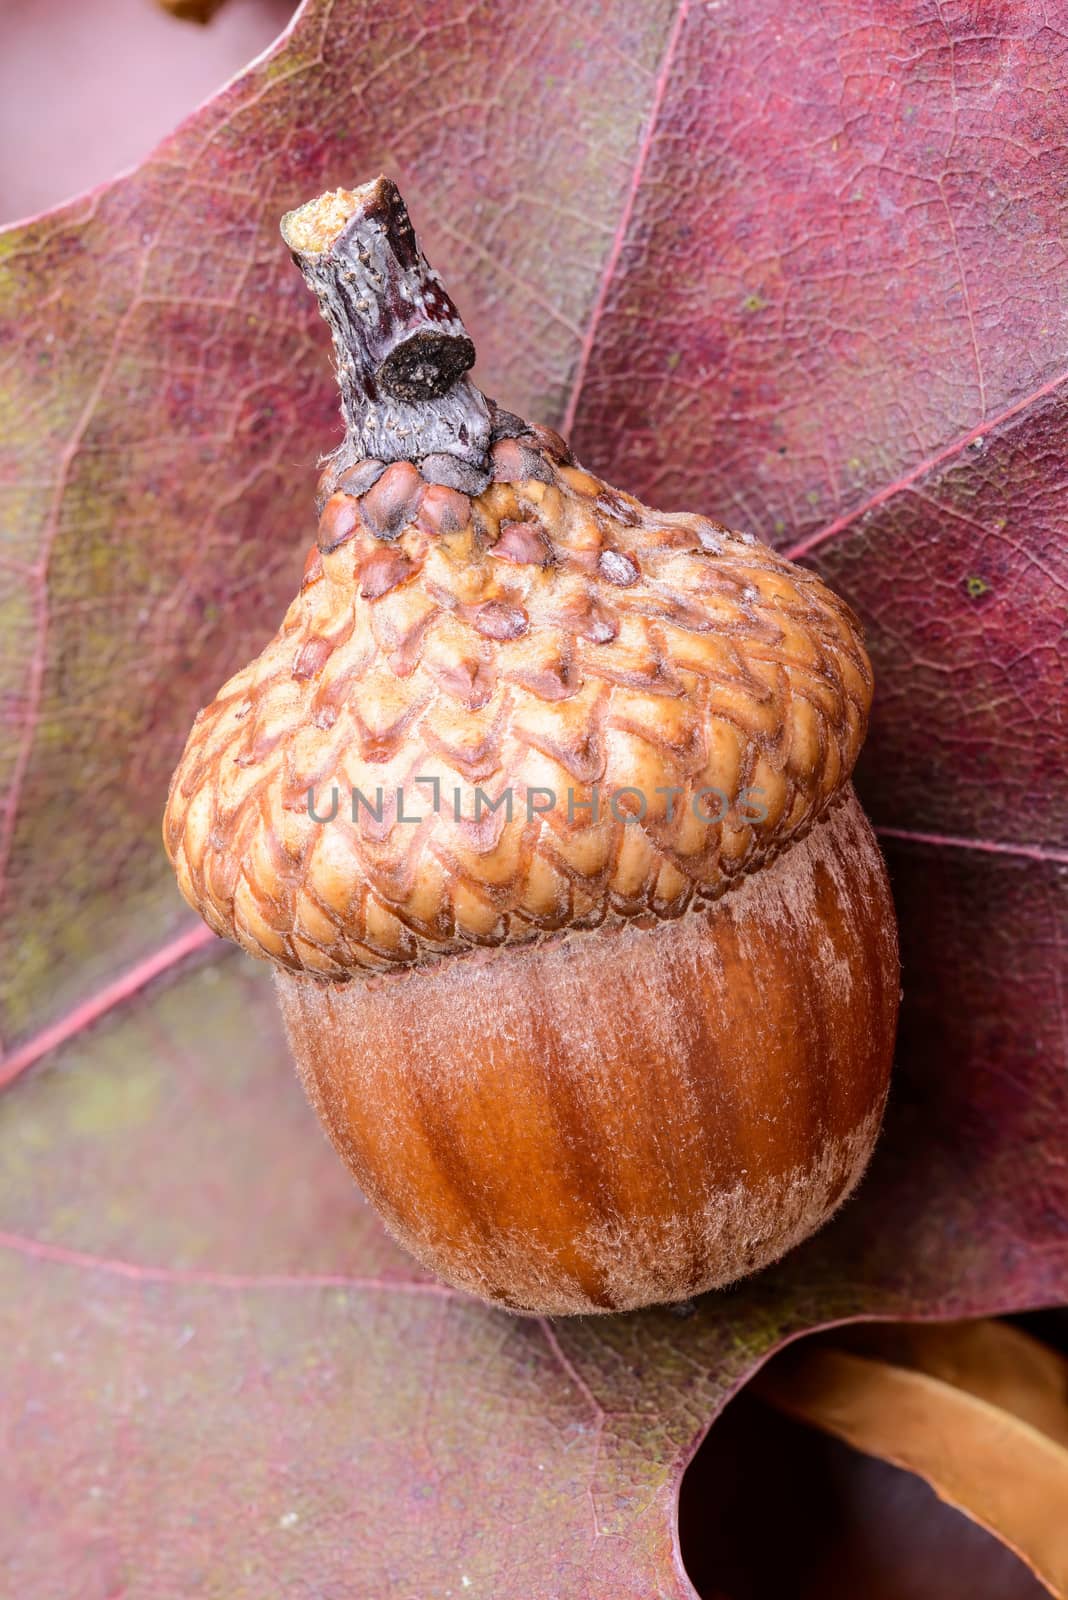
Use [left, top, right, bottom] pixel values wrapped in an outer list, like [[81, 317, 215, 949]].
[[164, 178, 899, 1315]]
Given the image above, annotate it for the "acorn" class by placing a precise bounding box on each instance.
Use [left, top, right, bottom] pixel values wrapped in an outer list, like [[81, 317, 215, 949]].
[[164, 178, 899, 1315]]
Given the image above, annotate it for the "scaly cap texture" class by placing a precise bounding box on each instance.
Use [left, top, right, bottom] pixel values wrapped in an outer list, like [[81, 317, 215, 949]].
[[164, 180, 873, 977], [164, 417, 871, 976]]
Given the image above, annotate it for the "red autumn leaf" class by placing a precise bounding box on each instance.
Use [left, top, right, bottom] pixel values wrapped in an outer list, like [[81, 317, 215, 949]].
[[0, 2, 1065, 1594]]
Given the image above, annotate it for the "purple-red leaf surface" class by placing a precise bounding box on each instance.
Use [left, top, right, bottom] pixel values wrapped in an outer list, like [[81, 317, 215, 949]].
[[0, 2, 1065, 1594]]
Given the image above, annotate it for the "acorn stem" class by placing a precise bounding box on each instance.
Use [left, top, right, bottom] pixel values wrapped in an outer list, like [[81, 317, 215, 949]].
[[281, 178, 492, 478]]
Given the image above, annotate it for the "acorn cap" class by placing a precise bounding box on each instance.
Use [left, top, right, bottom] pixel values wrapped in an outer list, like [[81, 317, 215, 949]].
[[164, 183, 873, 979]]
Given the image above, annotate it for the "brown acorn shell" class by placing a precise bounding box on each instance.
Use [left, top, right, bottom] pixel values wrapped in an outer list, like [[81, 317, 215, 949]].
[[164, 439, 873, 978], [276, 787, 897, 1314]]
